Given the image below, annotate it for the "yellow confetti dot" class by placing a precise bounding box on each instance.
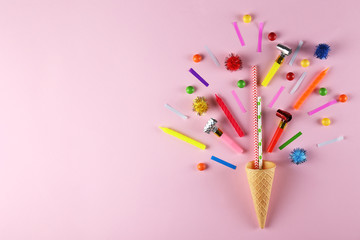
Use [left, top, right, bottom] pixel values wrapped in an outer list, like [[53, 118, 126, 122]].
[[243, 14, 252, 23], [301, 59, 310, 67], [321, 118, 331, 126]]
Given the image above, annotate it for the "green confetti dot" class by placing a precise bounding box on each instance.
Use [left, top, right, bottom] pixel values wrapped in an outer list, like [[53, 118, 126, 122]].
[[258, 129, 261, 132], [186, 86, 195, 94], [259, 142, 262, 146], [259, 156, 262, 160], [258, 115, 261, 119], [319, 87, 327, 96], [237, 80, 246, 88], [257, 102, 260, 105]]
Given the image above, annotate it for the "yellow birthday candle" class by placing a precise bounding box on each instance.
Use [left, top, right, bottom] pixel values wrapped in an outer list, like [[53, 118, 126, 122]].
[[159, 127, 206, 150]]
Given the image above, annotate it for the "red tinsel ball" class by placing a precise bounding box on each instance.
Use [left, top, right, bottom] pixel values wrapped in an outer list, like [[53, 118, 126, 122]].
[[225, 54, 242, 71]]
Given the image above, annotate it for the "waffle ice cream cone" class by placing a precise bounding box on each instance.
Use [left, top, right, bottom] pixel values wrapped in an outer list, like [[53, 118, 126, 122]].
[[245, 161, 276, 229]]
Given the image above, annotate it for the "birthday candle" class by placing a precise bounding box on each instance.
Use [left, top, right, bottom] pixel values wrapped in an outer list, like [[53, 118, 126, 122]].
[[215, 94, 245, 137], [293, 68, 329, 110], [159, 127, 206, 150]]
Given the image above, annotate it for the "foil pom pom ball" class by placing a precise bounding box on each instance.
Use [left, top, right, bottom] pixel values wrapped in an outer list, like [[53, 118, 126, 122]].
[[289, 148, 307, 165], [192, 96, 208, 116], [314, 43, 330, 60], [225, 53, 242, 72]]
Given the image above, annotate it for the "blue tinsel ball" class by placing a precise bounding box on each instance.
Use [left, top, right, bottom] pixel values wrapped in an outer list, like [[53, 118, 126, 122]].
[[314, 44, 330, 59], [289, 148, 307, 165]]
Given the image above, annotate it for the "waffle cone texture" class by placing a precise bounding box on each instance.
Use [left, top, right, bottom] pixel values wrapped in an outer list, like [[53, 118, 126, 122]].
[[245, 161, 276, 229]]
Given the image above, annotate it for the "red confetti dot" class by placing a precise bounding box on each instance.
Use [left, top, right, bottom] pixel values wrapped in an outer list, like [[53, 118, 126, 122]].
[[338, 94, 348, 102], [197, 163, 207, 171], [193, 54, 202, 63], [268, 32, 277, 41], [286, 72, 295, 81]]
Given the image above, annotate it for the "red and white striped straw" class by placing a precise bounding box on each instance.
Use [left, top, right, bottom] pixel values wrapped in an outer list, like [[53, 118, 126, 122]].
[[251, 66, 259, 169]]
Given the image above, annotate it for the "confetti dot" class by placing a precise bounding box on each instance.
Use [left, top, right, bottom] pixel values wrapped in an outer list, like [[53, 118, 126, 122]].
[[319, 88, 327, 96], [186, 86, 195, 94], [243, 14, 252, 23], [339, 94, 348, 102], [286, 72, 295, 81], [197, 163, 207, 171], [193, 54, 202, 63], [268, 32, 277, 41], [322, 118, 331, 126], [301, 59, 310, 67], [237, 80, 246, 88]]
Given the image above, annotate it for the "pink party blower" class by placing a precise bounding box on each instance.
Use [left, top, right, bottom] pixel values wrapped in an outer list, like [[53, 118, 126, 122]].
[[204, 118, 244, 153]]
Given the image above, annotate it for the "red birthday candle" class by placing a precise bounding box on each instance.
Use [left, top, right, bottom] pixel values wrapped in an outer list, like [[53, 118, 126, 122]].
[[215, 94, 245, 137]]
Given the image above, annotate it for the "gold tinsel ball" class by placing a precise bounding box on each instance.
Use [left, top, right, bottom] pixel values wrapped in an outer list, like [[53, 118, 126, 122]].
[[192, 96, 208, 116]]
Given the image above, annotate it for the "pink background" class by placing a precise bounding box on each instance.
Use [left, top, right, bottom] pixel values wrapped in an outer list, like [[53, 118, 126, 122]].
[[0, 0, 359, 239]]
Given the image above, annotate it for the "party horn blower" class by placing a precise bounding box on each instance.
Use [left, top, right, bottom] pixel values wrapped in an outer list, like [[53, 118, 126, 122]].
[[261, 44, 292, 87], [267, 109, 292, 152], [246, 160, 276, 229], [204, 118, 244, 153]]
